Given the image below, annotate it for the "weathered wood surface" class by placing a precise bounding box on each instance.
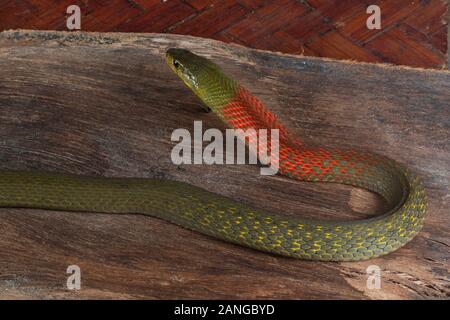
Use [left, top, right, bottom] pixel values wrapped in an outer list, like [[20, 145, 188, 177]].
[[0, 30, 448, 299]]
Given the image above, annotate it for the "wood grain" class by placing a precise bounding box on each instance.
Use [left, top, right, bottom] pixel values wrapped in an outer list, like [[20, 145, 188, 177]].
[[0, 30, 449, 299]]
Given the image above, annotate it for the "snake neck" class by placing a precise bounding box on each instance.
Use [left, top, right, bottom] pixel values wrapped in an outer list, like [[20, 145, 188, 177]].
[[196, 69, 418, 215]]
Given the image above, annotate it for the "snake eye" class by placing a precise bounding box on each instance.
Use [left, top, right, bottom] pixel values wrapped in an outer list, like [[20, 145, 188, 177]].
[[173, 59, 181, 69]]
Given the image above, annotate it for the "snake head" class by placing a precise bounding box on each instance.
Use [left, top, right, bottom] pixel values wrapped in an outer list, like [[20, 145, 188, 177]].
[[166, 48, 237, 113], [166, 48, 208, 92]]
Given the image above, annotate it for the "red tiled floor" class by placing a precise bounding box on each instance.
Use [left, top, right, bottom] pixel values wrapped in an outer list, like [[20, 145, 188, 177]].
[[337, 0, 422, 43], [226, 0, 309, 45], [171, 1, 250, 36], [0, 0, 447, 69], [183, 0, 214, 10], [282, 7, 331, 42], [264, 30, 317, 55], [365, 23, 446, 68], [236, 0, 273, 10], [404, 0, 448, 35], [82, 1, 142, 32], [132, 0, 170, 10], [115, 1, 195, 32], [431, 24, 448, 53], [307, 30, 382, 62]]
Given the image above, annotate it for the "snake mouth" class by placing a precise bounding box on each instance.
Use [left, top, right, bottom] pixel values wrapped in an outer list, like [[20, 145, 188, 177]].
[[165, 48, 178, 74], [165, 48, 191, 70]]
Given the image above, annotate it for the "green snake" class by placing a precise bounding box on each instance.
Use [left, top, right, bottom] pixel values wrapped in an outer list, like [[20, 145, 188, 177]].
[[0, 48, 427, 261]]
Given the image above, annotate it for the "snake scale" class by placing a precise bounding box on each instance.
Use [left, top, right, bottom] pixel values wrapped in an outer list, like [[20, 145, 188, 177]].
[[0, 48, 427, 261]]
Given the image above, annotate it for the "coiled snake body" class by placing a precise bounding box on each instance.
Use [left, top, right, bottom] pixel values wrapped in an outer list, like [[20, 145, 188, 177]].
[[0, 49, 427, 261]]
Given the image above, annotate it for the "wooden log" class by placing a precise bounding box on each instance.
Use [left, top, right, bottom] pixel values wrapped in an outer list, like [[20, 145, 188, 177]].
[[0, 30, 448, 299]]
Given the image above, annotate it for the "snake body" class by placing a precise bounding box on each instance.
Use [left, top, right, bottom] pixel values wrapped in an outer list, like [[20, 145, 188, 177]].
[[0, 49, 427, 261]]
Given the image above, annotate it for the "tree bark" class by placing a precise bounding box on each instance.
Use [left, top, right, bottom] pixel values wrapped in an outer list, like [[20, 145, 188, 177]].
[[0, 30, 448, 299]]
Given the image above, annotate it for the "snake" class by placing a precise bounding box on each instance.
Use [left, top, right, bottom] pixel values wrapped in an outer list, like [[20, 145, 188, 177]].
[[0, 48, 427, 262]]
